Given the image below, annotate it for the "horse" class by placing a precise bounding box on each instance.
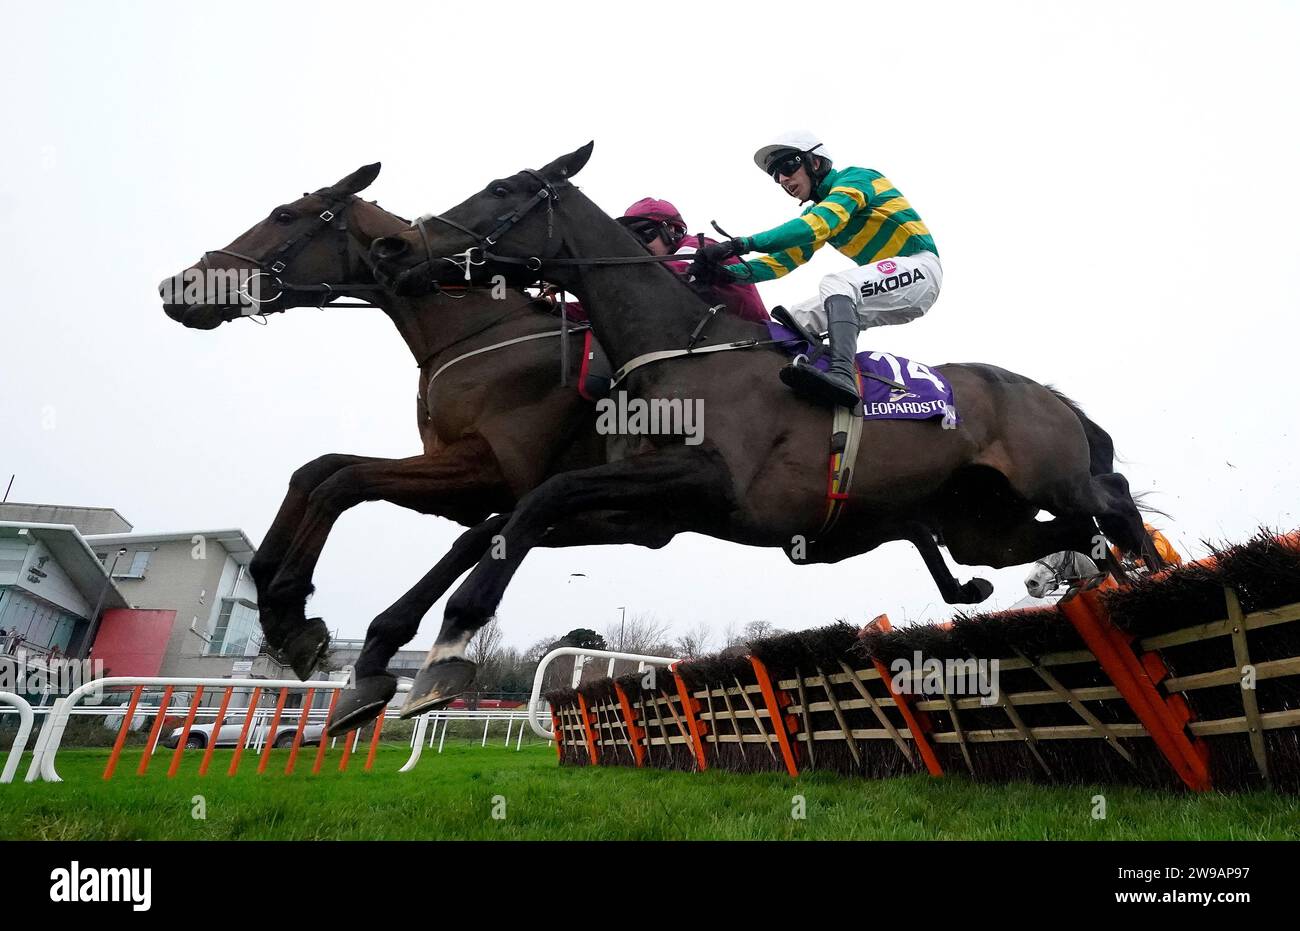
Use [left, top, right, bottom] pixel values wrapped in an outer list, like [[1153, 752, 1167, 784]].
[[160, 161, 1021, 729], [159, 163, 671, 730], [364, 142, 1163, 713]]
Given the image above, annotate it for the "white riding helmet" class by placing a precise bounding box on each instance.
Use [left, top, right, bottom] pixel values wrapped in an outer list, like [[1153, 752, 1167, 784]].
[[752, 130, 833, 174]]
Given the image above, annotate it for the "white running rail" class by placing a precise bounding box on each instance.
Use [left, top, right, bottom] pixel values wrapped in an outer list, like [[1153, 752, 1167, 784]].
[[526, 647, 679, 740], [0, 691, 34, 784]]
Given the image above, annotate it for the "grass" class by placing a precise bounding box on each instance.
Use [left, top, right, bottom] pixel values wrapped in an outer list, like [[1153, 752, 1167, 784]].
[[3, 741, 1299, 840]]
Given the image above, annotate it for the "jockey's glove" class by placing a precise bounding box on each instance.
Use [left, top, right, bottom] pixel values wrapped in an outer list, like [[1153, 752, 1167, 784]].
[[695, 237, 751, 264]]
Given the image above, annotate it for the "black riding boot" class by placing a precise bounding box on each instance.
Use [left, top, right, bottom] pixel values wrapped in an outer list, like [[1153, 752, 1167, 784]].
[[779, 294, 862, 408]]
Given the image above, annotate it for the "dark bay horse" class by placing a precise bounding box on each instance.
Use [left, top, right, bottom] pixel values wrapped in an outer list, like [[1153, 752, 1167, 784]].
[[366, 143, 1162, 713], [160, 164, 673, 729]]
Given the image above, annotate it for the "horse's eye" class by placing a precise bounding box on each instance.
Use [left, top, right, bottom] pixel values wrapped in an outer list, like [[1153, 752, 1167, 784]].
[[274, 210, 295, 223], [491, 185, 510, 197]]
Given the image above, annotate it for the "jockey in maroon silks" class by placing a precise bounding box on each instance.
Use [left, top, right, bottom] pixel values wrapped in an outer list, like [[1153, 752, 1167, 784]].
[[561, 198, 768, 324]]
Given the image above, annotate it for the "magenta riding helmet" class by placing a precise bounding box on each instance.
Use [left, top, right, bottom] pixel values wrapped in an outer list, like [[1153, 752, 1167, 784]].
[[621, 197, 688, 234]]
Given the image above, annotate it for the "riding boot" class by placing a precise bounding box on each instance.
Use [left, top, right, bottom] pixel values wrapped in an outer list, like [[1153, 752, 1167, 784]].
[[779, 294, 862, 408]]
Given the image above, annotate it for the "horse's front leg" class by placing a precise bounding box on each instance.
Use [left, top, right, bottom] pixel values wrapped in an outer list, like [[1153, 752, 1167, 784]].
[[263, 437, 511, 678], [250, 453, 385, 657], [401, 446, 733, 717], [326, 514, 509, 735]]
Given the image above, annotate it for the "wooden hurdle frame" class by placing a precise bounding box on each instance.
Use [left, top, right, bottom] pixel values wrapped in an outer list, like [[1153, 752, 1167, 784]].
[[544, 532, 1300, 791]]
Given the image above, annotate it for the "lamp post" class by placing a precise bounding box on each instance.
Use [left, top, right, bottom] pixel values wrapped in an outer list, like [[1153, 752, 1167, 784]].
[[618, 606, 626, 651]]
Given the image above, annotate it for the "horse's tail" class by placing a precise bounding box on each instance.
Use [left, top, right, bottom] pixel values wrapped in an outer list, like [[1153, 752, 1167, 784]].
[[1047, 386, 1114, 477]]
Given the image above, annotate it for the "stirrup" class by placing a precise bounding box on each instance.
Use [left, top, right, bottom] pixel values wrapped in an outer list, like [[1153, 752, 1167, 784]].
[[771, 306, 826, 359]]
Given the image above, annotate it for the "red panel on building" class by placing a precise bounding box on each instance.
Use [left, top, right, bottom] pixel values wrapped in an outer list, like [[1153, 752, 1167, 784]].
[[90, 609, 175, 678]]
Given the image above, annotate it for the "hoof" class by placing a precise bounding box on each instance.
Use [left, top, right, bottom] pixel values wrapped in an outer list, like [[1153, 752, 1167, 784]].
[[400, 658, 477, 719], [959, 577, 994, 604], [327, 674, 397, 737], [282, 617, 330, 680]]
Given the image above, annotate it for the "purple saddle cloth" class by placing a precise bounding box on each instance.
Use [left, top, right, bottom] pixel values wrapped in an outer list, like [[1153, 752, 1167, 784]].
[[766, 321, 958, 423]]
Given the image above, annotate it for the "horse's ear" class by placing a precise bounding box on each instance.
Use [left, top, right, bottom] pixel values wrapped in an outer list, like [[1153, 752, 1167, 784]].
[[325, 162, 382, 197], [541, 142, 594, 182]]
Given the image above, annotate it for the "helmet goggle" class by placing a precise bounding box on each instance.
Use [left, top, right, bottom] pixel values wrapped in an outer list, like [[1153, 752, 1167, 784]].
[[618, 216, 682, 246], [768, 152, 805, 180], [767, 143, 824, 181]]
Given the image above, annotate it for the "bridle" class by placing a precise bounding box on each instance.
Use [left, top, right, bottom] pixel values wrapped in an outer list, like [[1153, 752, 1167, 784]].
[[200, 192, 387, 314], [402, 169, 709, 294], [409, 169, 562, 290]]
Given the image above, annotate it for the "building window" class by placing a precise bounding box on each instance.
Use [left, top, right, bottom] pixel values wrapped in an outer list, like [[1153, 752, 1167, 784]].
[[113, 551, 151, 580], [208, 598, 259, 656], [0, 586, 84, 657]]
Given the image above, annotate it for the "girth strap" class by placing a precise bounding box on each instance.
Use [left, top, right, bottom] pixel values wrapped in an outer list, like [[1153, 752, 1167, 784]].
[[425, 326, 589, 400], [816, 397, 864, 539]]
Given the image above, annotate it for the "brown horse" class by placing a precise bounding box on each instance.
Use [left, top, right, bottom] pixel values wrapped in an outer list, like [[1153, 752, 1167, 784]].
[[159, 164, 657, 729], [366, 143, 1162, 713]]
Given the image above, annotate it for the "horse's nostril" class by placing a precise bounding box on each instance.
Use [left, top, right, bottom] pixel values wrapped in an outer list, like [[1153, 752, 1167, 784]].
[[374, 237, 408, 260]]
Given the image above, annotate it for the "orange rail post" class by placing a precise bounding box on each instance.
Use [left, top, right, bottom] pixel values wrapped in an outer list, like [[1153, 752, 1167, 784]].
[[228, 687, 263, 777], [167, 686, 205, 778], [749, 656, 800, 778], [199, 687, 234, 777], [614, 683, 645, 767], [671, 668, 709, 771], [312, 690, 341, 775], [1060, 577, 1212, 791], [363, 711, 385, 772], [284, 688, 316, 775], [103, 685, 143, 781], [862, 613, 944, 776], [576, 694, 600, 765], [257, 688, 290, 775], [137, 685, 174, 776], [338, 730, 357, 771], [871, 656, 944, 776]]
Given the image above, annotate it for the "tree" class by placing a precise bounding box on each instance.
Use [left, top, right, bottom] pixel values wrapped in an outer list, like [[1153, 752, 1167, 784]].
[[674, 622, 713, 659]]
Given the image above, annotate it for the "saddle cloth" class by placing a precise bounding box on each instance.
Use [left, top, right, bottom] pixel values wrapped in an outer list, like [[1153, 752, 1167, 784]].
[[765, 321, 958, 424], [579, 325, 958, 425]]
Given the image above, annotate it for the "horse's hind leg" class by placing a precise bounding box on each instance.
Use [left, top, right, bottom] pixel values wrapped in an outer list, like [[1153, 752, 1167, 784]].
[[327, 515, 509, 735]]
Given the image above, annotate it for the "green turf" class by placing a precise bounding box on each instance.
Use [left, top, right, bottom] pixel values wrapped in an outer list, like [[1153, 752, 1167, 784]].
[[3, 742, 1298, 840]]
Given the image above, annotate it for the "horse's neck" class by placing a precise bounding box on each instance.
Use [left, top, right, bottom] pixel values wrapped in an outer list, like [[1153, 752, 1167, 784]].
[[394, 292, 557, 374], [340, 200, 545, 369], [555, 197, 714, 368]]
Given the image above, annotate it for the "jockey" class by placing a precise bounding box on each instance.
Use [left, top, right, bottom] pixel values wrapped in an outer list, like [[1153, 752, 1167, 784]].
[[617, 197, 768, 323], [557, 198, 767, 324], [695, 131, 941, 408]]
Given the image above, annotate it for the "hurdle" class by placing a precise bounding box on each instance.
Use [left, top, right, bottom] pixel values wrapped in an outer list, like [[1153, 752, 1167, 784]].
[[543, 529, 1300, 792]]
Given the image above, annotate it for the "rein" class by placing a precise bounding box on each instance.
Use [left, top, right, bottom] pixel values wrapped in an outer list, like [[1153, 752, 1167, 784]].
[[405, 170, 773, 385]]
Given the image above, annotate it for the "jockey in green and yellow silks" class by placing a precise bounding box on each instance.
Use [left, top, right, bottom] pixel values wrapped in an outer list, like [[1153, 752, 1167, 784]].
[[695, 131, 942, 409]]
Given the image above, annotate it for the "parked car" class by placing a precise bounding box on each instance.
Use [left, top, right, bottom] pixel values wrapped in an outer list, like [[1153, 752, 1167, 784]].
[[160, 711, 325, 750]]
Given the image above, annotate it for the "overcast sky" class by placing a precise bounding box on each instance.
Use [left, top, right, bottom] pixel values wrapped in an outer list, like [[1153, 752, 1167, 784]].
[[1, 1, 1296, 656]]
